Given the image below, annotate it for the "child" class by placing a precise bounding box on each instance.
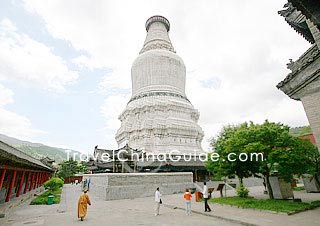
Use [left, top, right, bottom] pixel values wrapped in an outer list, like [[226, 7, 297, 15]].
[[183, 188, 192, 216]]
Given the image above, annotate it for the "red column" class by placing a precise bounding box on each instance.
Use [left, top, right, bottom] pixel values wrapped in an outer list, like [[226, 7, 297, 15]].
[[34, 172, 38, 189], [5, 174, 10, 189], [41, 173, 44, 185], [36, 172, 40, 188], [38, 172, 42, 186], [34, 172, 38, 188], [37, 173, 41, 187], [16, 171, 26, 197], [37, 172, 42, 187], [5, 170, 17, 202], [0, 168, 7, 189], [14, 171, 19, 194], [24, 171, 31, 194], [35, 172, 38, 188], [29, 172, 35, 191]]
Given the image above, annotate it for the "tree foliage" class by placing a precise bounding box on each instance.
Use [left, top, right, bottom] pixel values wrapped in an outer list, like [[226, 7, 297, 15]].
[[302, 140, 320, 187], [56, 159, 87, 179], [206, 120, 316, 199], [44, 177, 64, 192], [206, 123, 261, 184]]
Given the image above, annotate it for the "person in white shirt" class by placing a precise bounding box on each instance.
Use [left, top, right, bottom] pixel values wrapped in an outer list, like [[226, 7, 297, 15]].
[[154, 187, 162, 216], [202, 182, 211, 212]]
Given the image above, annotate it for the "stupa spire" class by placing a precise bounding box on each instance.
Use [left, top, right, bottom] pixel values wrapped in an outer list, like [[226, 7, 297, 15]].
[[116, 15, 204, 156], [140, 15, 175, 54]]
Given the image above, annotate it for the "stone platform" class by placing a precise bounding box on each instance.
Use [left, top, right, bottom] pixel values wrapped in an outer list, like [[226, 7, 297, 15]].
[[83, 172, 193, 200]]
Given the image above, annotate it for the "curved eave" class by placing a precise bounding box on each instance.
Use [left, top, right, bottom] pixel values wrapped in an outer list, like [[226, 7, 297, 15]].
[[289, 0, 320, 30], [0, 141, 53, 172], [285, 19, 315, 43]]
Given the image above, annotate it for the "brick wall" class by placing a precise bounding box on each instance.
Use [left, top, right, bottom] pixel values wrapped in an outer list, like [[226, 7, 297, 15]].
[[301, 91, 320, 150]]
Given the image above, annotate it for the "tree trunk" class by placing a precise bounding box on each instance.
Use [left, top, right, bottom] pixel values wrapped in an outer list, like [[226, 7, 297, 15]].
[[315, 173, 320, 189], [315, 159, 320, 189], [238, 177, 243, 186], [265, 174, 274, 199]]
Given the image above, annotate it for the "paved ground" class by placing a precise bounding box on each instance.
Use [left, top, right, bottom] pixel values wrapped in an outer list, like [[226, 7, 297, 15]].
[[0, 184, 319, 226], [165, 186, 320, 226], [0, 184, 240, 226]]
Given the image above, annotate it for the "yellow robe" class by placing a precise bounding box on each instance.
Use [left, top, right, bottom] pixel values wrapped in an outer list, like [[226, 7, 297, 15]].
[[78, 193, 91, 218]]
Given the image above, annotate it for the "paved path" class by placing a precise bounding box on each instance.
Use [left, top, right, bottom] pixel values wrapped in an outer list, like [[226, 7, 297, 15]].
[[163, 186, 320, 226], [0, 185, 319, 226], [0, 184, 240, 226]]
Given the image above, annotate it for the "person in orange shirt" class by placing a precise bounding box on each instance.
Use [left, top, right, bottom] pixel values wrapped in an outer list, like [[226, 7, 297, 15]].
[[183, 188, 192, 216]]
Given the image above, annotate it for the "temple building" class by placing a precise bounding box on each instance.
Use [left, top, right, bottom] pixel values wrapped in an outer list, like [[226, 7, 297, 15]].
[[87, 145, 144, 173], [0, 141, 53, 205], [277, 1, 320, 150]]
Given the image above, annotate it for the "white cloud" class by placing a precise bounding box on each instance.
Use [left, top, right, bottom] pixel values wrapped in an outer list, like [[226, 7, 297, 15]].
[[0, 18, 79, 93], [72, 54, 106, 71], [0, 83, 14, 107], [0, 83, 44, 140], [99, 69, 131, 95], [0, 108, 44, 139], [100, 93, 130, 148], [22, 0, 311, 149]]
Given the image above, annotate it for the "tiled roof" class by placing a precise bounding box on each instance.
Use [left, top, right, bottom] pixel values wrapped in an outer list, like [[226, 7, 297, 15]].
[[0, 140, 53, 171]]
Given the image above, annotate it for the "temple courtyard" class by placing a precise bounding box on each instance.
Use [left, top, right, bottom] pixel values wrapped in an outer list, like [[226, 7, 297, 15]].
[[0, 184, 319, 226]]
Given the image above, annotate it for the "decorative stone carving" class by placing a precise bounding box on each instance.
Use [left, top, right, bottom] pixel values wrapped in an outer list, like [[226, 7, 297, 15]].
[[276, 44, 320, 100]]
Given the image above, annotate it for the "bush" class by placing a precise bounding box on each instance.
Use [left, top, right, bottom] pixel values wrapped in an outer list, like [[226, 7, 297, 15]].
[[30, 188, 62, 205], [237, 185, 249, 198], [44, 177, 64, 192]]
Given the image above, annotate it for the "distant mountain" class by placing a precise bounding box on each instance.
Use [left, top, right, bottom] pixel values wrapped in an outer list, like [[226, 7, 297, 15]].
[[289, 126, 312, 137], [0, 134, 81, 163]]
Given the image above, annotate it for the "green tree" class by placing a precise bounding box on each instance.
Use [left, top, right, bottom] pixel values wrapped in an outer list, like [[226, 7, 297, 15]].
[[303, 140, 320, 188], [207, 120, 314, 199], [78, 161, 88, 173], [206, 123, 261, 188], [251, 121, 313, 199], [57, 159, 81, 179]]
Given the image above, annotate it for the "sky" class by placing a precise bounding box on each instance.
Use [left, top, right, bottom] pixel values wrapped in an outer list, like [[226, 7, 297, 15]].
[[0, 0, 311, 153]]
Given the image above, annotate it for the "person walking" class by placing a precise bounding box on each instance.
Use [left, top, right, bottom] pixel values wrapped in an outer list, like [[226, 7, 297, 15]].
[[82, 179, 87, 191], [78, 190, 91, 221], [154, 187, 162, 216], [183, 188, 192, 216], [203, 182, 211, 212], [86, 178, 91, 191]]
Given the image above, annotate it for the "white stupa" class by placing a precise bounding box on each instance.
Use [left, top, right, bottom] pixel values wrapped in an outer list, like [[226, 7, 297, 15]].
[[115, 15, 204, 155]]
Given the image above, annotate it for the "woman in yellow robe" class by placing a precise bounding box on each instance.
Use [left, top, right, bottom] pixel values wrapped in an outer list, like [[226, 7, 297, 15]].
[[78, 190, 91, 221]]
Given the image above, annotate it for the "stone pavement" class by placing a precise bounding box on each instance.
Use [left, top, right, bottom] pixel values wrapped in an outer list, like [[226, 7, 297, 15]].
[[0, 184, 319, 226], [0, 184, 240, 226], [163, 186, 320, 226]]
